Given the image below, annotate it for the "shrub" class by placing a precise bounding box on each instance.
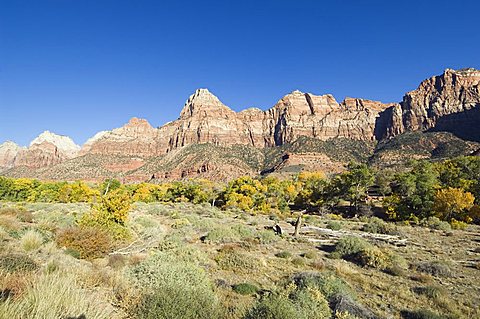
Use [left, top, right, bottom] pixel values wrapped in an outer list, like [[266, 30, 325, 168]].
[[215, 247, 258, 270], [415, 261, 451, 277], [20, 229, 44, 252], [56, 227, 113, 260], [450, 219, 468, 230], [245, 294, 299, 319], [292, 272, 353, 301], [400, 309, 444, 319], [0, 253, 38, 273], [327, 221, 342, 231], [292, 257, 306, 266], [78, 189, 131, 240], [302, 251, 317, 259], [232, 283, 260, 295], [412, 286, 444, 299], [256, 230, 278, 244], [275, 251, 292, 259], [331, 294, 377, 319], [0, 207, 34, 223], [421, 217, 451, 232], [331, 236, 371, 260], [361, 217, 397, 234], [354, 246, 393, 269], [203, 225, 254, 244], [127, 252, 220, 319]]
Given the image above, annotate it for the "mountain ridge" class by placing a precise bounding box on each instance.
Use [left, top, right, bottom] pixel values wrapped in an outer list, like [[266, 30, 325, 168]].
[[1, 68, 479, 179]]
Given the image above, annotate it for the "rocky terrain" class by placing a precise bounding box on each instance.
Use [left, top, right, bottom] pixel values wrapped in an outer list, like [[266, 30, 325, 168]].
[[1, 68, 479, 181]]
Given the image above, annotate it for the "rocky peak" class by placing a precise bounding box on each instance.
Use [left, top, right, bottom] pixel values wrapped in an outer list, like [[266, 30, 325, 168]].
[[30, 131, 80, 157], [179, 88, 233, 119], [0, 141, 24, 170]]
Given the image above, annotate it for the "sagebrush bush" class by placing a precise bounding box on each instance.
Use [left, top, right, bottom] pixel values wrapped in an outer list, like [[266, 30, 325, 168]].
[[20, 229, 43, 252], [56, 227, 113, 260], [275, 251, 292, 259], [412, 285, 444, 299], [415, 261, 451, 277], [204, 225, 254, 244], [361, 217, 397, 234], [215, 246, 258, 270], [0, 253, 38, 273], [292, 272, 353, 300], [232, 283, 260, 295], [245, 290, 331, 319], [331, 236, 371, 260], [327, 220, 342, 230], [331, 236, 398, 270], [421, 217, 451, 232], [127, 252, 221, 319], [354, 246, 392, 269], [245, 294, 299, 319], [256, 229, 278, 244]]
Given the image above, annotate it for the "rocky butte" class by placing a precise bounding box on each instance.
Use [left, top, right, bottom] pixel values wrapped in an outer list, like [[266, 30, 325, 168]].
[[0, 68, 479, 179]]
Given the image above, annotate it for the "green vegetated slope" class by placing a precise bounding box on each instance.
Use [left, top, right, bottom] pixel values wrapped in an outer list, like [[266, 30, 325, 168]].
[[370, 132, 480, 169], [0, 201, 478, 319]]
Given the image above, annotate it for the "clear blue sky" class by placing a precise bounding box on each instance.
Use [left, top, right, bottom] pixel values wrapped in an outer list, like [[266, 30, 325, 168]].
[[1, 0, 479, 146]]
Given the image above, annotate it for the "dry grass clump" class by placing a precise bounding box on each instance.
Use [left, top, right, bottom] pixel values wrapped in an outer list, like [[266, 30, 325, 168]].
[[56, 226, 114, 260], [0, 272, 116, 319], [20, 229, 43, 252], [0, 207, 34, 223]]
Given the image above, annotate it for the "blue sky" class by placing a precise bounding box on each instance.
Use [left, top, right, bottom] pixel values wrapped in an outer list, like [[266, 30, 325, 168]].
[[1, 0, 479, 146]]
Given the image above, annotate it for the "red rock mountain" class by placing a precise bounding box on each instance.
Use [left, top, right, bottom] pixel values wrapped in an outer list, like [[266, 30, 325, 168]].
[[1, 68, 479, 178]]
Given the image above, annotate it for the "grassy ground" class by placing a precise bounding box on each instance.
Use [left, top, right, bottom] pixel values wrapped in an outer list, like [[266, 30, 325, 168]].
[[0, 201, 478, 318]]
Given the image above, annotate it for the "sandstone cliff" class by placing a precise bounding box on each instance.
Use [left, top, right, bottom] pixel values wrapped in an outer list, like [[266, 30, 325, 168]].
[[0, 141, 24, 171], [1, 131, 80, 170], [2, 68, 479, 180], [379, 68, 480, 141]]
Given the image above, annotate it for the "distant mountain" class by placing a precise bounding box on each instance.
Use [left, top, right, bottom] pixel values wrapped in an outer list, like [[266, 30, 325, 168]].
[[1, 68, 479, 181]]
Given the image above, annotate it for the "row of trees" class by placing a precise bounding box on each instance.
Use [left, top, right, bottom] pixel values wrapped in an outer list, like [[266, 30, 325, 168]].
[[0, 156, 479, 224]]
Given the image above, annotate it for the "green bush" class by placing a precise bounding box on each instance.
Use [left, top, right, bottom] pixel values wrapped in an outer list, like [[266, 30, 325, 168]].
[[0, 253, 38, 273], [331, 236, 371, 260], [245, 294, 299, 319], [275, 251, 292, 259], [256, 230, 278, 244], [232, 283, 260, 295], [361, 217, 397, 234], [292, 272, 353, 300], [327, 221, 342, 231], [412, 285, 444, 299], [354, 246, 392, 269], [421, 217, 451, 232], [215, 247, 258, 270], [203, 225, 254, 244], [292, 257, 306, 266], [56, 226, 113, 260], [415, 261, 451, 277], [128, 252, 220, 319]]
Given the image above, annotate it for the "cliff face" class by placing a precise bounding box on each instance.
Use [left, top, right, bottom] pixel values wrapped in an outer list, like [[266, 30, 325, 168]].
[[80, 118, 160, 157], [0, 142, 24, 171], [7, 131, 80, 169], [381, 68, 480, 140], [81, 88, 394, 157]]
